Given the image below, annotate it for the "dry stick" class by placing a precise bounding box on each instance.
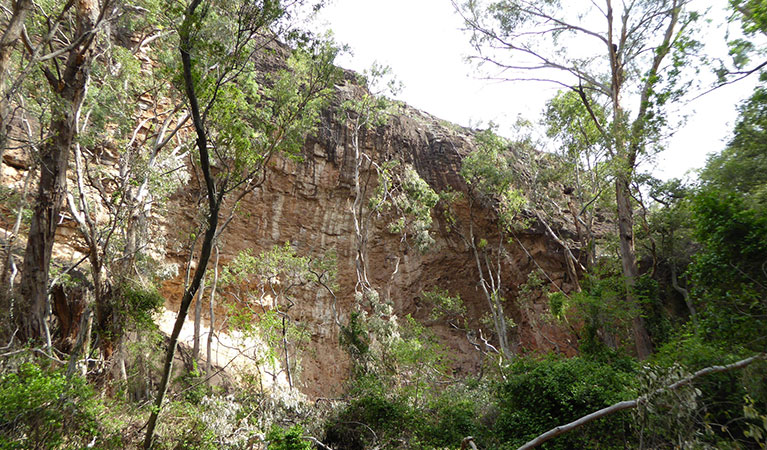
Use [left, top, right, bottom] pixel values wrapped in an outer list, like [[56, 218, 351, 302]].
[[205, 244, 219, 378], [192, 271, 205, 360], [517, 353, 767, 450]]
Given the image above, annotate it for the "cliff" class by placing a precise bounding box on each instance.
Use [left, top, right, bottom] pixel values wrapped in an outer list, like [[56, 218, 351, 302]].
[[155, 80, 579, 397], [0, 66, 579, 399]]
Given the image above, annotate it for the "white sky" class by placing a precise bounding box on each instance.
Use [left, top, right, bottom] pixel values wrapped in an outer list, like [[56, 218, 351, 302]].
[[314, 0, 760, 181]]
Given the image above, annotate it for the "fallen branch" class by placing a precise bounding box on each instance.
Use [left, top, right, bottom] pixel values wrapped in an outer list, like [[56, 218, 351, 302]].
[[518, 353, 767, 450]]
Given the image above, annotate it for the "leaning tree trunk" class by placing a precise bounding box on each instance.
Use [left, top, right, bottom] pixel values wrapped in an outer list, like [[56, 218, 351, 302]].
[[143, 3, 222, 445], [17, 0, 100, 342]]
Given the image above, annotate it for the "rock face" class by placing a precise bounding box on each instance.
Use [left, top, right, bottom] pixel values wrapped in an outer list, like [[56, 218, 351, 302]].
[[158, 82, 578, 397], [0, 71, 578, 399]]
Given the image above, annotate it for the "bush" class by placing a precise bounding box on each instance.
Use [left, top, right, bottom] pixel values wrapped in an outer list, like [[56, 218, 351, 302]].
[[419, 389, 485, 448], [0, 362, 101, 449], [493, 356, 637, 449], [652, 334, 767, 447], [324, 375, 416, 449], [266, 425, 312, 450]]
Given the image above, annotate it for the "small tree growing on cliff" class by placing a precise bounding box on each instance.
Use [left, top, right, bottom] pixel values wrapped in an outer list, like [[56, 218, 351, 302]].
[[340, 64, 402, 297], [452, 127, 526, 360], [219, 243, 337, 391], [338, 66, 442, 377]]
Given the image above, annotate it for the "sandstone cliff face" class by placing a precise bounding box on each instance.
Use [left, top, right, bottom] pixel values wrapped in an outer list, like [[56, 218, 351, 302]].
[[0, 72, 578, 398], [157, 81, 578, 397]]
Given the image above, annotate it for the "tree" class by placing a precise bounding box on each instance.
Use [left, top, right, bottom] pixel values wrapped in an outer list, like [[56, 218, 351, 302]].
[[700, 84, 767, 206], [455, 0, 703, 358], [219, 243, 336, 391], [17, 0, 112, 343], [0, 0, 32, 177], [456, 128, 526, 360], [338, 66, 440, 371], [60, 8, 190, 373], [686, 85, 767, 349], [142, 0, 339, 446], [543, 90, 611, 270], [715, 0, 767, 85]]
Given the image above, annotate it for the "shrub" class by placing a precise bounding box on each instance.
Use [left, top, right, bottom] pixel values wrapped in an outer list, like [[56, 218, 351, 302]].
[[0, 362, 101, 449], [493, 356, 636, 449], [266, 425, 312, 450], [652, 334, 767, 447]]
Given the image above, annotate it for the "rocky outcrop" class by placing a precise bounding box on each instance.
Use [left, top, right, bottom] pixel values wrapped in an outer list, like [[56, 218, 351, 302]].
[[156, 81, 579, 397], [0, 71, 579, 399]]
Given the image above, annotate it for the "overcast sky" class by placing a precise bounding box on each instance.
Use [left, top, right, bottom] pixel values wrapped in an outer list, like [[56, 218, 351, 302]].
[[313, 0, 760, 181]]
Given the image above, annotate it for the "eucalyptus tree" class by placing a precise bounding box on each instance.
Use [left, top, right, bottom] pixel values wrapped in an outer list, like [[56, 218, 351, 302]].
[[16, 0, 114, 343], [719, 0, 767, 83], [142, 0, 340, 446], [339, 67, 440, 371], [64, 31, 191, 372], [340, 64, 401, 298], [455, 0, 704, 358]]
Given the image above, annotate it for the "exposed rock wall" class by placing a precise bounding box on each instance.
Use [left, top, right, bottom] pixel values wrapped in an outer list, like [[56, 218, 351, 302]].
[[157, 83, 578, 397], [1, 75, 578, 398]]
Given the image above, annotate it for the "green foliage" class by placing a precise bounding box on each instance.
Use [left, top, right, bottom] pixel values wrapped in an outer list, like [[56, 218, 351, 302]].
[[332, 307, 477, 449], [151, 400, 217, 450], [652, 335, 767, 447], [726, 0, 767, 78], [0, 363, 101, 449], [117, 281, 165, 329], [221, 243, 331, 384], [325, 375, 490, 450], [743, 394, 767, 447], [634, 275, 672, 347], [341, 62, 401, 129], [178, 363, 210, 405], [544, 90, 607, 164], [421, 287, 466, 322], [372, 161, 439, 252], [391, 315, 450, 398], [418, 387, 486, 448], [266, 425, 311, 450], [701, 85, 767, 207], [340, 311, 371, 369], [688, 189, 767, 347], [632, 363, 703, 448], [494, 356, 637, 449], [557, 264, 636, 356], [461, 128, 527, 229]]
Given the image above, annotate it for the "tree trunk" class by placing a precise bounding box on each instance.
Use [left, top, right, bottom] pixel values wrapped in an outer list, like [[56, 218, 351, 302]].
[[17, 0, 100, 342], [193, 274, 205, 361], [615, 175, 653, 359], [143, 2, 222, 444], [19, 114, 77, 340], [0, 0, 33, 181], [143, 199, 218, 449]]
